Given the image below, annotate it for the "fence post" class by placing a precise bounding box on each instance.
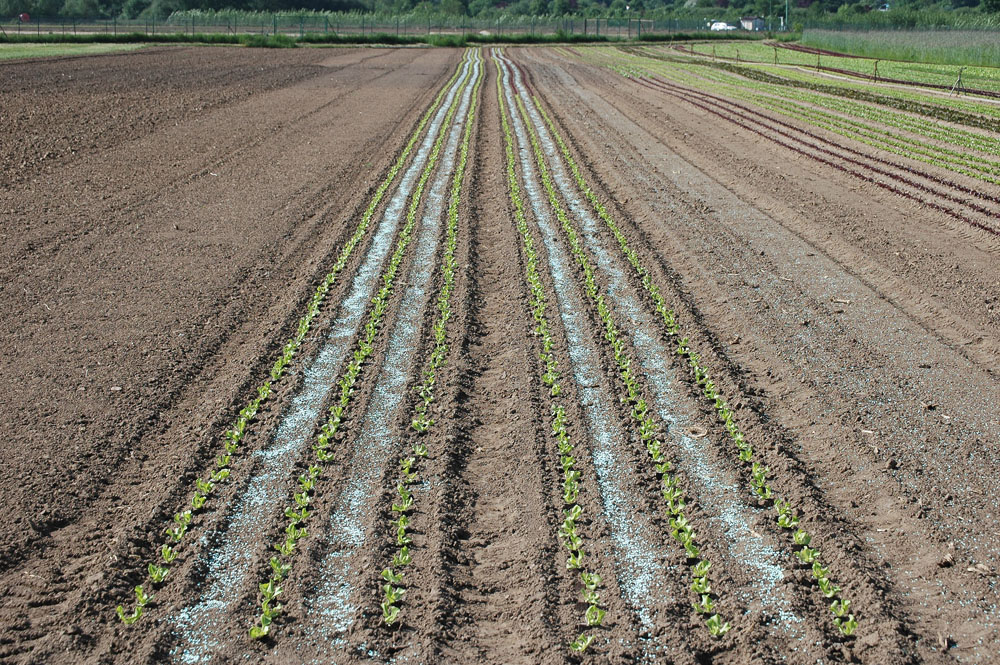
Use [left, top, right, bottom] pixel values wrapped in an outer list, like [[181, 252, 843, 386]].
[[273, 14, 277, 36]]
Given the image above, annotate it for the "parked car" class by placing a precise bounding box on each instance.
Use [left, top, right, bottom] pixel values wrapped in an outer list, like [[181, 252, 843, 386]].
[[710, 21, 737, 31]]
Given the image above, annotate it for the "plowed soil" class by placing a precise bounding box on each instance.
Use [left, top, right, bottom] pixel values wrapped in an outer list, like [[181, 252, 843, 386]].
[[1, 44, 998, 665]]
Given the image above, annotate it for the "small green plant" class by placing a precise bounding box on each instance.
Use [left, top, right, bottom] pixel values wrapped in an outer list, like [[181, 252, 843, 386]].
[[706, 613, 731, 637], [148, 563, 168, 584], [570, 633, 595, 652], [382, 568, 404, 585], [249, 601, 281, 640], [116, 604, 142, 625], [834, 614, 858, 636], [585, 604, 606, 627], [383, 584, 406, 605], [830, 599, 851, 617], [382, 601, 400, 626], [269, 557, 291, 581]]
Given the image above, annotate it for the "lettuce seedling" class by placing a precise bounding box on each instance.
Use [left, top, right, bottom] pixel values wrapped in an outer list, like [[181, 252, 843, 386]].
[[830, 599, 851, 618], [269, 557, 291, 581], [812, 562, 830, 581], [382, 568, 404, 585], [134, 585, 151, 607], [694, 594, 714, 614], [793, 529, 812, 547], [161, 544, 177, 564], [116, 604, 142, 625], [567, 550, 585, 570], [834, 614, 857, 636], [285, 506, 309, 524], [397, 526, 411, 546], [259, 580, 282, 603], [796, 546, 819, 565], [192, 492, 207, 511], [684, 540, 700, 559], [706, 614, 731, 637], [563, 485, 579, 504], [778, 513, 799, 529], [381, 601, 400, 626], [581, 572, 601, 591], [249, 601, 281, 639], [585, 604, 606, 627], [570, 633, 595, 652], [818, 578, 841, 599], [383, 584, 406, 604], [392, 546, 412, 568], [148, 563, 168, 584], [412, 443, 428, 457], [691, 577, 711, 595]]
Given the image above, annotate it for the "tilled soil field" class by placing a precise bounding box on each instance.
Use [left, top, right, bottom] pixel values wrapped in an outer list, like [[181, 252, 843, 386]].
[[1, 44, 998, 665]]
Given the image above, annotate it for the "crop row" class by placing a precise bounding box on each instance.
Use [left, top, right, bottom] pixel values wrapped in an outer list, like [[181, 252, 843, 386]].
[[605, 45, 1000, 164], [633, 54, 1000, 182], [113, 59, 465, 628], [530, 89, 858, 637], [505, 74, 730, 638], [248, 53, 477, 640], [379, 49, 484, 630], [619, 45, 1000, 135], [681, 41, 1000, 97], [632, 74, 999, 236], [496, 50, 606, 653]]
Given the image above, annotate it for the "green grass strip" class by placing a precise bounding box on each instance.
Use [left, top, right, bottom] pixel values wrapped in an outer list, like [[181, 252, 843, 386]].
[[249, 49, 475, 641], [114, 50, 464, 628], [532, 94, 857, 639], [379, 48, 484, 629], [510, 82, 728, 638], [495, 50, 606, 653]]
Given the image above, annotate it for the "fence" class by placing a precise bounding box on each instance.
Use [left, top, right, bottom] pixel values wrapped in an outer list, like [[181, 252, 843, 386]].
[[0, 14, 715, 40]]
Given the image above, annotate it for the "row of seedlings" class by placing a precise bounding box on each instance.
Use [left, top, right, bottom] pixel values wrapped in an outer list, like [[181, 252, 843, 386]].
[[380, 49, 485, 628], [248, 51, 477, 641], [496, 54, 606, 653], [530, 94, 857, 637], [113, 62, 465, 627], [509, 85, 730, 637]]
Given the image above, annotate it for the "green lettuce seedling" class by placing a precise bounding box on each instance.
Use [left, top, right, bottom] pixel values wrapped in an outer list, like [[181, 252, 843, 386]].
[[570, 633, 595, 652]]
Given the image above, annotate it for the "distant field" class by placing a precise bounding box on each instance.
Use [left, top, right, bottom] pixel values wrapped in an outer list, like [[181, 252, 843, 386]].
[[0, 42, 144, 60], [801, 28, 1000, 68]]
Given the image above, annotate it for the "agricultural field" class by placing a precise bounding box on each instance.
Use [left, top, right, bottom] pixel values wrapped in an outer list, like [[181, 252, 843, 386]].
[[0, 42, 998, 665]]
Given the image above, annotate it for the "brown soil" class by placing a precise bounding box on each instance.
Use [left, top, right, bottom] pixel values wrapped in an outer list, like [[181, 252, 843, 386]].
[[1, 44, 998, 665]]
